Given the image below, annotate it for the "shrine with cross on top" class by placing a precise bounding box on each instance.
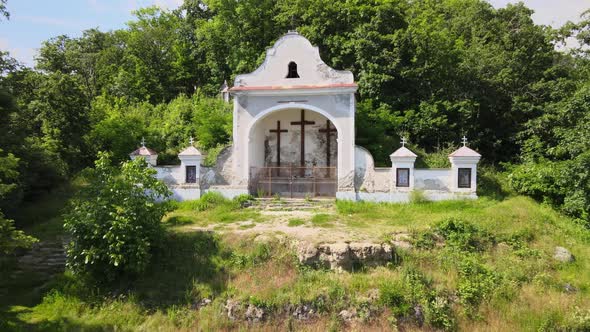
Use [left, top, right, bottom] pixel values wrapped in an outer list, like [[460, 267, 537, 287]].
[[131, 31, 482, 202]]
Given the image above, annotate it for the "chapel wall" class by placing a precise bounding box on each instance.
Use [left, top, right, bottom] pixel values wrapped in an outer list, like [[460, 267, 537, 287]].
[[414, 169, 452, 192], [256, 110, 337, 167]]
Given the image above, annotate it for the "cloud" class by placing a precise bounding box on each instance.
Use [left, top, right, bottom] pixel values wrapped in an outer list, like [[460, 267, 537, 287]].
[[487, 0, 589, 27], [0, 38, 37, 67], [16, 15, 82, 28]]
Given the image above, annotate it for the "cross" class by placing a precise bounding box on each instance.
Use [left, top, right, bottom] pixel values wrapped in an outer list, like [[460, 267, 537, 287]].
[[462, 136, 468, 147], [189, 136, 194, 146], [319, 120, 337, 166], [400, 137, 407, 147], [269, 121, 288, 167], [141, 137, 146, 147], [291, 109, 315, 167]]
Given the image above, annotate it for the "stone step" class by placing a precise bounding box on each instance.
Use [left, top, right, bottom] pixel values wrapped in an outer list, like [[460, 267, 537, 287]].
[[251, 198, 335, 210]]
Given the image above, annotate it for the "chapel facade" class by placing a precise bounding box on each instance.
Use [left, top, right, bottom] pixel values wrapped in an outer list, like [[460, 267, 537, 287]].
[[131, 31, 481, 202]]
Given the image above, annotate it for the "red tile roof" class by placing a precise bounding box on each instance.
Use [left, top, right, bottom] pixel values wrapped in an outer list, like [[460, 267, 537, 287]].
[[229, 83, 358, 91]]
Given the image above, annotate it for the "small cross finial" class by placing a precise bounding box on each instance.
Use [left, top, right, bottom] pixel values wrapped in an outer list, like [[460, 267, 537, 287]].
[[400, 137, 407, 147], [189, 136, 194, 146], [141, 137, 146, 147], [461, 136, 468, 147]]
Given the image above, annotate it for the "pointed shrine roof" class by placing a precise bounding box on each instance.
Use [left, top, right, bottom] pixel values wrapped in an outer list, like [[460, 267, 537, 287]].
[[390, 146, 417, 158], [179, 145, 202, 156], [449, 146, 481, 157], [130, 146, 157, 156]]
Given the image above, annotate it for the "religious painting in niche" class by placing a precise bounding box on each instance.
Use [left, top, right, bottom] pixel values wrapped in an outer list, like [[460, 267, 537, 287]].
[[396, 168, 409, 187], [458, 168, 471, 188], [286, 61, 300, 78], [186, 166, 197, 183]]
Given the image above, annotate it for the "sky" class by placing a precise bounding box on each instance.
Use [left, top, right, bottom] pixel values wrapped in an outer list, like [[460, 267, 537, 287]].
[[0, 0, 588, 67]]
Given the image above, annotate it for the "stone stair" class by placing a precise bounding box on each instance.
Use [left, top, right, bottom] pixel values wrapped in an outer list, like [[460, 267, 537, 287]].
[[9, 238, 67, 281], [250, 198, 335, 211]]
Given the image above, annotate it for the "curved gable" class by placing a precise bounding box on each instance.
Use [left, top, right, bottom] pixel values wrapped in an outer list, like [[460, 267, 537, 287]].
[[232, 31, 355, 90]]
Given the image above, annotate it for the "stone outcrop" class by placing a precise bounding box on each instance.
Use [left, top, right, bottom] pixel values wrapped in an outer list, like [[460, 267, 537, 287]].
[[295, 241, 395, 271], [553, 246, 574, 263]]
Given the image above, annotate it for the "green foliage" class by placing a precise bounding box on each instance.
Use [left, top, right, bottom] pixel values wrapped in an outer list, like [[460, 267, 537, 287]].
[[0, 214, 38, 255], [378, 280, 411, 317], [0, 149, 38, 256], [456, 256, 499, 317], [433, 217, 494, 252], [508, 153, 590, 225], [63, 153, 171, 282]]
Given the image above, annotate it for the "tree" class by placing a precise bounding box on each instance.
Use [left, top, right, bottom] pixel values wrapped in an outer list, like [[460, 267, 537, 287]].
[[0, 0, 9, 20], [64, 152, 171, 282], [0, 149, 37, 255]]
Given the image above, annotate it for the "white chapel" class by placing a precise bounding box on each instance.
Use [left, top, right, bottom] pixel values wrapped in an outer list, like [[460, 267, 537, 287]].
[[131, 31, 481, 202]]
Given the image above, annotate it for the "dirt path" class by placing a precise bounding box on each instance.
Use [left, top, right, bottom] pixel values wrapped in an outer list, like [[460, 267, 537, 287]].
[[186, 209, 372, 244]]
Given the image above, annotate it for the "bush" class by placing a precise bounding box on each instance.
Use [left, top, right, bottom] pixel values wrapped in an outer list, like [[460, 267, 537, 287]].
[[508, 153, 590, 225], [456, 256, 499, 317], [379, 280, 411, 316], [0, 212, 38, 255], [433, 217, 494, 252], [63, 152, 171, 282]]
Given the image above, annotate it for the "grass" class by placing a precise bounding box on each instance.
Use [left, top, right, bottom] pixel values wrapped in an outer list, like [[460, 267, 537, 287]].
[[164, 192, 264, 227], [311, 213, 336, 227], [2, 183, 590, 331], [287, 218, 306, 227]]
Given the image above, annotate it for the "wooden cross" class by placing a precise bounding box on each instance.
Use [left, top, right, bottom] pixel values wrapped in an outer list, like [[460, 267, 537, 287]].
[[319, 120, 337, 166], [291, 109, 315, 167], [269, 121, 288, 167]]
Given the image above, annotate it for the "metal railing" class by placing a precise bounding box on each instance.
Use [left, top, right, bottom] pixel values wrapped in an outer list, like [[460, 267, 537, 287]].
[[249, 166, 337, 198]]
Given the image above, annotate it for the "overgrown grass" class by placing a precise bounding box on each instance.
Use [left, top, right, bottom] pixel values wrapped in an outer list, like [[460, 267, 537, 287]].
[[3, 187, 590, 331], [164, 192, 262, 226]]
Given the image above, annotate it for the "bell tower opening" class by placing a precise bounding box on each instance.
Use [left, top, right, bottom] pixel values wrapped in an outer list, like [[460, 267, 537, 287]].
[[286, 61, 300, 78]]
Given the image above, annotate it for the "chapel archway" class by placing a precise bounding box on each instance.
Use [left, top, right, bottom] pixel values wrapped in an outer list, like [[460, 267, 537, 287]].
[[247, 108, 338, 197]]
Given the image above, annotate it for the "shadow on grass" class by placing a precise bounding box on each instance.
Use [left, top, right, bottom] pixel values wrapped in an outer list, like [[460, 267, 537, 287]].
[[0, 307, 113, 332], [132, 230, 229, 309], [0, 231, 228, 330]]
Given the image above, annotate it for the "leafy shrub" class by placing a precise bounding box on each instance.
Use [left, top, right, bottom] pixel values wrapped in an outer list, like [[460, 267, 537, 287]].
[[456, 256, 499, 316], [412, 230, 437, 249], [566, 307, 590, 331], [380, 267, 456, 330], [228, 242, 272, 268], [433, 217, 494, 252], [0, 213, 38, 255], [508, 153, 590, 225], [379, 280, 411, 316], [233, 194, 254, 207], [63, 153, 171, 282], [476, 166, 511, 200], [413, 145, 454, 169]]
